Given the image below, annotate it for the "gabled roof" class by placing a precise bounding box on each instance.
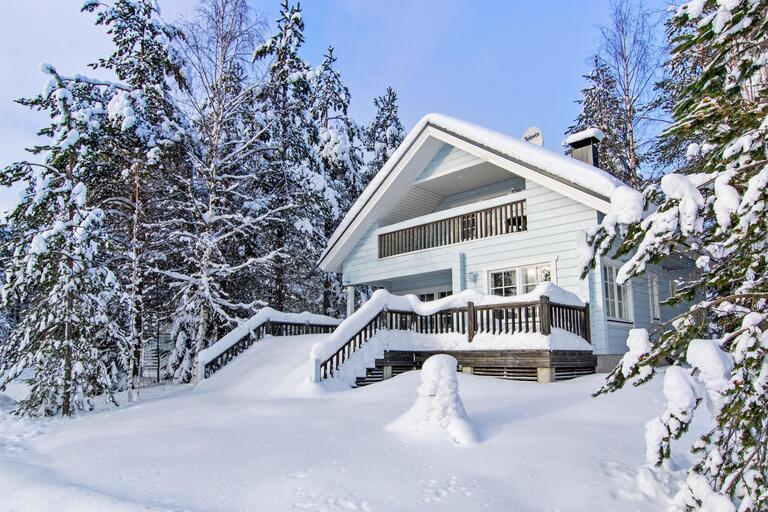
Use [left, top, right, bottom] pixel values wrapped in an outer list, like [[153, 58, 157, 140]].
[[319, 113, 625, 273]]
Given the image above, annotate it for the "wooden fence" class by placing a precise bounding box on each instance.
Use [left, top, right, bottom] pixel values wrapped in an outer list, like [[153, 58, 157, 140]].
[[318, 295, 590, 380], [378, 199, 527, 258]]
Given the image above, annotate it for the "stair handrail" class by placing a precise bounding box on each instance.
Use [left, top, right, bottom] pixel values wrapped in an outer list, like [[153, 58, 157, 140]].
[[198, 308, 341, 381]]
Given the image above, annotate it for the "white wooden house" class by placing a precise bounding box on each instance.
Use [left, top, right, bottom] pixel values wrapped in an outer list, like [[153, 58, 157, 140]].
[[319, 114, 690, 371]]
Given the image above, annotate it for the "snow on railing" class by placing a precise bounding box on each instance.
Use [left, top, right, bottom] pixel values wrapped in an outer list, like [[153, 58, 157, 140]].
[[309, 282, 588, 382], [198, 307, 341, 382]]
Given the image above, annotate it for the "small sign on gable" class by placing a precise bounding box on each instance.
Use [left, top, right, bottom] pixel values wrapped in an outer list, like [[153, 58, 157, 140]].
[[522, 126, 543, 146]]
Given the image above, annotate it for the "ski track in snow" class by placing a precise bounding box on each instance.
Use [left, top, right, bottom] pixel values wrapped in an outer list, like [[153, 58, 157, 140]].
[[0, 333, 707, 511]]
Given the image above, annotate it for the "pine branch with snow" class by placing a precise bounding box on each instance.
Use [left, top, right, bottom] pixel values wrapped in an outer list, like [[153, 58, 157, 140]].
[[584, 1, 768, 509]]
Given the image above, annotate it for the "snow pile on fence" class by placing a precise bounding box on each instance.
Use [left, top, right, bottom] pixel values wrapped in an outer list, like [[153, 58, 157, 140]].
[[310, 282, 587, 382], [386, 354, 476, 445], [199, 307, 341, 379]]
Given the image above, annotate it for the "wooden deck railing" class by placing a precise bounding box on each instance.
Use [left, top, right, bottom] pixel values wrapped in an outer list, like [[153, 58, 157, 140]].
[[317, 295, 590, 380], [203, 320, 337, 380], [378, 199, 527, 258]]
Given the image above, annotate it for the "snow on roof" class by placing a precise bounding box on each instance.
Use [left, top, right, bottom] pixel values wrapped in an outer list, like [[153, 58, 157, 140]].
[[320, 113, 625, 269], [424, 114, 621, 197], [564, 127, 605, 146]]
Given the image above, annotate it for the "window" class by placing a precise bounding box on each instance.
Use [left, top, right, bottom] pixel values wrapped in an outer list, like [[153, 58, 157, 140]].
[[489, 269, 517, 296], [488, 264, 551, 297], [417, 289, 452, 302], [521, 265, 551, 293], [603, 264, 632, 321], [648, 272, 661, 323]]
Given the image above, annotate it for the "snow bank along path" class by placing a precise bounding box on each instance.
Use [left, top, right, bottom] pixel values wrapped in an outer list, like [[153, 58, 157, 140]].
[[0, 331, 709, 512], [310, 282, 588, 381]]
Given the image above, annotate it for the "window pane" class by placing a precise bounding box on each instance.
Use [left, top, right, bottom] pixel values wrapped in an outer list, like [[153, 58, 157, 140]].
[[522, 265, 550, 293]]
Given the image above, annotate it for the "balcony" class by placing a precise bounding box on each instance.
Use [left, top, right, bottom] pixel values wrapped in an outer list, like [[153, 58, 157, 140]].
[[378, 198, 527, 258]]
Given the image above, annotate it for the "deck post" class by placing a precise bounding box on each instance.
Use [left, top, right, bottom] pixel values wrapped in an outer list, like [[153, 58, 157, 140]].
[[467, 302, 476, 342], [383, 365, 393, 380], [537, 367, 555, 383], [583, 303, 591, 343], [346, 285, 355, 317], [539, 295, 551, 335]]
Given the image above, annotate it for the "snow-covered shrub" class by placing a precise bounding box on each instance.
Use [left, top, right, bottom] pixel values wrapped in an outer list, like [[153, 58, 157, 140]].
[[386, 354, 476, 445]]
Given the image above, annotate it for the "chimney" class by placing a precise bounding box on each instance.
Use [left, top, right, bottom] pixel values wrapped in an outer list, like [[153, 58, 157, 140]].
[[565, 128, 604, 168]]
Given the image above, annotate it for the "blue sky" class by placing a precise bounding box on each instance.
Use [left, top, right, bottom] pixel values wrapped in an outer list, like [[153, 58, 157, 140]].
[[0, 0, 665, 214]]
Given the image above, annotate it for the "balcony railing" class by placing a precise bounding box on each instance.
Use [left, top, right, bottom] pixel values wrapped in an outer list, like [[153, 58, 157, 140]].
[[378, 199, 527, 258]]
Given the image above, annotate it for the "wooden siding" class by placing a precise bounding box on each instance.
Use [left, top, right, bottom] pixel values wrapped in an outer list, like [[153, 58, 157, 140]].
[[592, 248, 696, 356], [437, 176, 525, 210], [342, 178, 607, 349], [379, 185, 444, 226], [415, 143, 483, 182]]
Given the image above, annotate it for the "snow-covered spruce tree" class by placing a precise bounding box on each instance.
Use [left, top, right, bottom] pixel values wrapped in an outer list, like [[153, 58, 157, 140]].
[[649, 12, 713, 178], [162, 0, 282, 382], [0, 65, 129, 416], [310, 47, 364, 316], [82, 0, 189, 397], [583, 1, 768, 509], [0, 223, 16, 344], [362, 86, 404, 188], [253, 0, 324, 313], [566, 57, 628, 181]]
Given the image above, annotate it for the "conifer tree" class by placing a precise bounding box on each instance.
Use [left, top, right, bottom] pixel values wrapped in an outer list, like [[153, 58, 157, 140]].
[[82, 0, 189, 397], [582, 1, 768, 509], [566, 57, 627, 180], [310, 47, 363, 316], [363, 86, 403, 188], [253, 0, 323, 312], [0, 65, 129, 416]]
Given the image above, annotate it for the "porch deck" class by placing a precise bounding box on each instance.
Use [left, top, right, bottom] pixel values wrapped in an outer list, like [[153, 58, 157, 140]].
[[355, 348, 597, 386]]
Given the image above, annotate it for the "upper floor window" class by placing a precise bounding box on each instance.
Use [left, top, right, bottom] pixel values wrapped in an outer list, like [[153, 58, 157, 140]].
[[603, 264, 632, 322], [489, 263, 551, 297]]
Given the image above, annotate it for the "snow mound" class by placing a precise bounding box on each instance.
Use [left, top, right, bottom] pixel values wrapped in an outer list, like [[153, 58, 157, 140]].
[[386, 355, 477, 445]]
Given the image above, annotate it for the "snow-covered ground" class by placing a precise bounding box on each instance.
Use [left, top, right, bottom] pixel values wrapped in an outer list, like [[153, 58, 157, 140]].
[[0, 333, 706, 511]]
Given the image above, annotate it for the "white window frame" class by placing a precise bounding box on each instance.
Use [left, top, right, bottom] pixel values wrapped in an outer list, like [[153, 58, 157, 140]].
[[602, 262, 634, 323], [409, 286, 452, 302], [648, 271, 661, 324], [484, 258, 557, 297]]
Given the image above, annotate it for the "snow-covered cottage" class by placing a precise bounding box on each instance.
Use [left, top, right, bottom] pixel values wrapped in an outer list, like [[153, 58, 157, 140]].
[[319, 114, 691, 373]]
